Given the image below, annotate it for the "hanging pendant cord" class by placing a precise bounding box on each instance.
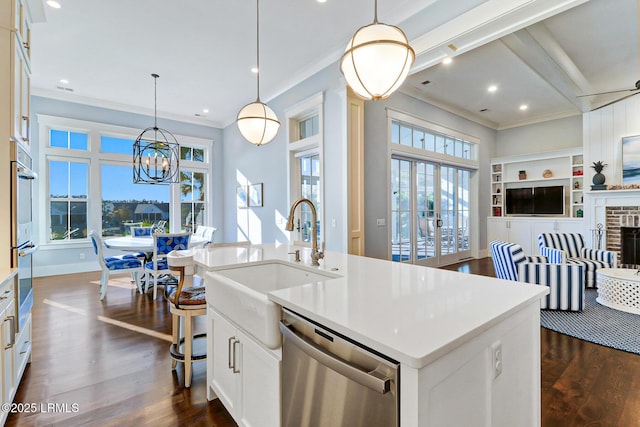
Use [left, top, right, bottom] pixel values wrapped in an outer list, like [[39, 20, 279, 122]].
[[373, 0, 378, 23], [151, 73, 159, 129], [256, 0, 261, 102]]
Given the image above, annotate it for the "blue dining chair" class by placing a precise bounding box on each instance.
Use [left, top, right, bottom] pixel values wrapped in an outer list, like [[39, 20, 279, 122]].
[[145, 232, 191, 300], [89, 230, 144, 300], [131, 226, 154, 237]]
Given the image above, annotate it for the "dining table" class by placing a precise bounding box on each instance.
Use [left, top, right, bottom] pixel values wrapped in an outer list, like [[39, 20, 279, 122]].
[[103, 234, 209, 296], [103, 234, 209, 253]]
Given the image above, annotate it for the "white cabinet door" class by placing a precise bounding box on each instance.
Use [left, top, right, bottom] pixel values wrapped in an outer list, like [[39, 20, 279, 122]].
[[237, 329, 280, 427], [487, 219, 533, 254], [507, 221, 533, 254], [209, 309, 281, 427], [210, 310, 239, 416], [487, 218, 509, 243], [2, 299, 15, 406]]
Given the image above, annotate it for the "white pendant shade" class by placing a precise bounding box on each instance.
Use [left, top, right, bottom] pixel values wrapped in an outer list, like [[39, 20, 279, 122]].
[[236, 101, 280, 146], [341, 22, 415, 100]]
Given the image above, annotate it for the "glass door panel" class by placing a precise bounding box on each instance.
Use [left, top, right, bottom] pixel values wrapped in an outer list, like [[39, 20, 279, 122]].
[[391, 158, 412, 262], [392, 158, 472, 266], [416, 162, 435, 262]]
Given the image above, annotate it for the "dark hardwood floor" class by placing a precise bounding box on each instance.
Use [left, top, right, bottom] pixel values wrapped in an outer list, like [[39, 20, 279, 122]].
[[6, 258, 640, 426]]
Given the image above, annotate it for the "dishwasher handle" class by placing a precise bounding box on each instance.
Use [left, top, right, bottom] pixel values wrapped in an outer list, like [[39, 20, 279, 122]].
[[279, 321, 391, 394]]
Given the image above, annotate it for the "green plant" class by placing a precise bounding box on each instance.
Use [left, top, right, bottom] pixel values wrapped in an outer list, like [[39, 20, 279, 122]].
[[591, 161, 607, 173]]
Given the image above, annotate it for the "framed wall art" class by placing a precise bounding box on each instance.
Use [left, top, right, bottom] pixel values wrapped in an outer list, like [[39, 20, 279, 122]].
[[622, 135, 640, 186], [249, 183, 263, 207]]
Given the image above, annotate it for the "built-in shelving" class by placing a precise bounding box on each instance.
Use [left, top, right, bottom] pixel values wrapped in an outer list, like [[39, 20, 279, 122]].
[[490, 148, 583, 218]]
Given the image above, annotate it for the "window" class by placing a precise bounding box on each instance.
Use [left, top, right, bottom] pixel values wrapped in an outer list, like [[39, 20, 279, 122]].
[[180, 146, 205, 162], [180, 171, 206, 232], [50, 129, 88, 150], [285, 93, 324, 245], [38, 115, 212, 244], [101, 136, 134, 155], [299, 154, 320, 243], [49, 159, 88, 240], [391, 119, 476, 161]]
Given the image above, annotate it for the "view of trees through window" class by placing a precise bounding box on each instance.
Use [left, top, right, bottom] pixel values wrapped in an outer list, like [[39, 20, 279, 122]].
[[44, 120, 210, 243]]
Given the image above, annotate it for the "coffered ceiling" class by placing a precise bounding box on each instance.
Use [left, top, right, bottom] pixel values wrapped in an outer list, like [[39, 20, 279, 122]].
[[28, 0, 637, 130]]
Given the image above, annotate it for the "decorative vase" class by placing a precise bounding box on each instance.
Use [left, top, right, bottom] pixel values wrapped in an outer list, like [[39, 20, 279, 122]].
[[592, 172, 605, 185]]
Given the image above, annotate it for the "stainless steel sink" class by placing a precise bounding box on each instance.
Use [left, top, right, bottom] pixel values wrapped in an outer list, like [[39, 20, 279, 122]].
[[205, 261, 341, 349]]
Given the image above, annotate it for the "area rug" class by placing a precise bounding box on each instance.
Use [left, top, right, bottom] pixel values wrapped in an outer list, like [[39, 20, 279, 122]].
[[540, 289, 640, 355]]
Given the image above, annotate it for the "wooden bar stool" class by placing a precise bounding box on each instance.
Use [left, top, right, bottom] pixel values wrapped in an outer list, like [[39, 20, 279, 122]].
[[166, 250, 206, 388]]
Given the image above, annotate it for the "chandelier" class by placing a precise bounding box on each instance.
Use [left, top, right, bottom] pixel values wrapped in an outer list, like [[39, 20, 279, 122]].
[[236, 0, 280, 146], [133, 74, 180, 184], [340, 0, 415, 100]]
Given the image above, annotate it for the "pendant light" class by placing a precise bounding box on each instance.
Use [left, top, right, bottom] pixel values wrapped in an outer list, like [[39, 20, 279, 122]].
[[236, 0, 280, 146], [133, 74, 180, 184], [341, 0, 415, 100]]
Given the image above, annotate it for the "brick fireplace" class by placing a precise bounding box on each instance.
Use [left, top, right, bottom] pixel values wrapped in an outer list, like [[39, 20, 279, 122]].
[[605, 205, 640, 266]]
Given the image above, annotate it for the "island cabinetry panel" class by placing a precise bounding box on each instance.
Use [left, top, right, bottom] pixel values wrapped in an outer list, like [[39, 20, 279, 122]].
[[208, 308, 281, 427], [400, 302, 541, 427]]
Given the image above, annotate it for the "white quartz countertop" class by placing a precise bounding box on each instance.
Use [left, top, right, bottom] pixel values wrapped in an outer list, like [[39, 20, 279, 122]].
[[194, 243, 548, 369]]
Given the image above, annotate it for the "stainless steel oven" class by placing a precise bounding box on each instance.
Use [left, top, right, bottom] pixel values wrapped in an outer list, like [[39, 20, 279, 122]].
[[280, 309, 400, 427], [11, 141, 37, 331]]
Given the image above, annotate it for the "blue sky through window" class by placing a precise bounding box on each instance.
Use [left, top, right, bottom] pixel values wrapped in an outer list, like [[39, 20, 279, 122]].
[[102, 164, 169, 202]]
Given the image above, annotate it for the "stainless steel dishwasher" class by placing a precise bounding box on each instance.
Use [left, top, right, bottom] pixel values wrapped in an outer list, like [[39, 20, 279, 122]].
[[279, 308, 400, 427]]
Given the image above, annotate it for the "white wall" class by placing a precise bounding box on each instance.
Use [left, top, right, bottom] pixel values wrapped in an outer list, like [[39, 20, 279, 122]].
[[364, 92, 498, 260], [220, 65, 349, 253], [583, 94, 640, 234], [30, 96, 223, 276], [583, 94, 640, 187], [495, 115, 582, 157]]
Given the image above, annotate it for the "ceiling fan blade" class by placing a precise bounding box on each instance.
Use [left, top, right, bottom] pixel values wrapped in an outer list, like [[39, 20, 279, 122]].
[[590, 91, 640, 111], [577, 88, 639, 97]]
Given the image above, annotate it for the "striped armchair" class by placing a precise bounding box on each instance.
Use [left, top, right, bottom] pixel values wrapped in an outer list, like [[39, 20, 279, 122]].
[[538, 233, 616, 288], [490, 241, 585, 311]]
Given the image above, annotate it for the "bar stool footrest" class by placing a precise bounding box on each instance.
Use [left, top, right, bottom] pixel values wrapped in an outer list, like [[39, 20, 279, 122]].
[[170, 333, 207, 362]]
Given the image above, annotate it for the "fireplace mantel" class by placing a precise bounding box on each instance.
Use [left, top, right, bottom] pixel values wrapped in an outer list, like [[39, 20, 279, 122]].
[[585, 190, 640, 247]]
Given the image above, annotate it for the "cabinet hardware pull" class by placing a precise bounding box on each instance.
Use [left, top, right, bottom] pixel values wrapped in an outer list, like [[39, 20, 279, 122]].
[[22, 116, 30, 142], [228, 336, 235, 370], [232, 339, 240, 374], [4, 316, 15, 350], [23, 42, 29, 50]]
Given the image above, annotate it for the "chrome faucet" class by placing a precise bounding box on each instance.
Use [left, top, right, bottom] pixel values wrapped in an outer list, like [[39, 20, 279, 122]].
[[285, 198, 324, 266]]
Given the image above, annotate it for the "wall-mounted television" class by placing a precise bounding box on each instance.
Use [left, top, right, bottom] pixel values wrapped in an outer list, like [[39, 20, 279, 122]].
[[505, 186, 565, 215]]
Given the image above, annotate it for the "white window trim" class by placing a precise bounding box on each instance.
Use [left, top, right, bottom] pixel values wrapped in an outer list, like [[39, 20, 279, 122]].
[[37, 114, 213, 248], [285, 92, 324, 245]]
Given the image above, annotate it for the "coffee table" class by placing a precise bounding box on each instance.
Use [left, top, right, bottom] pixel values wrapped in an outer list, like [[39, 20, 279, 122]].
[[596, 268, 640, 315]]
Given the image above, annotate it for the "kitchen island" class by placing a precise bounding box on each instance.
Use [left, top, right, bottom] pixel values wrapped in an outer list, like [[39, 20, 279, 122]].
[[194, 243, 548, 427]]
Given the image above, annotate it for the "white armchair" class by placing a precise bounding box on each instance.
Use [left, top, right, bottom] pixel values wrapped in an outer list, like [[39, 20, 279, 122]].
[[538, 233, 617, 288]]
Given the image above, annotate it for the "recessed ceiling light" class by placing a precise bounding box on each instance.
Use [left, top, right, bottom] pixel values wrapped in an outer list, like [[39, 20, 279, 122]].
[[60, 79, 69, 84], [46, 0, 61, 8], [519, 104, 528, 111], [442, 57, 453, 65], [202, 109, 209, 113], [487, 85, 497, 93], [251, 67, 259, 74], [317, 0, 327, 3]]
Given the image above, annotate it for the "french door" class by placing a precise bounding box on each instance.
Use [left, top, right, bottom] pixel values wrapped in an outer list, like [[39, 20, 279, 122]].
[[391, 157, 471, 266]]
